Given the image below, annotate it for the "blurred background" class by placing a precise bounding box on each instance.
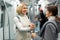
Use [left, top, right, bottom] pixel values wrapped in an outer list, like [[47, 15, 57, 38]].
[[0, 0, 60, 40]]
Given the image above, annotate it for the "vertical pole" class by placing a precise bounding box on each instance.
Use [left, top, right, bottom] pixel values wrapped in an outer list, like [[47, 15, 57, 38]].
[[3, 0, 11, 40], [3, 6, 5, 40]]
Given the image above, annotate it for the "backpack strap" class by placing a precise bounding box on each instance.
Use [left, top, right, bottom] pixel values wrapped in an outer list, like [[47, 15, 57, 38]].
[[16, 16, 21, 29], [16, 16, 21, 22], [46, 22, 58, 32]]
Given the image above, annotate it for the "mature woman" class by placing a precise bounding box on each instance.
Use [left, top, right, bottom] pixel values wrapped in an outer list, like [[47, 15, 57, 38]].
[[13, 3, 35, 40], [32, 5, 60, 40]]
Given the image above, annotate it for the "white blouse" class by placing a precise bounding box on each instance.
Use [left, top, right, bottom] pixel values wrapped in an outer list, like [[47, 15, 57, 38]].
[[13, 15, 31, 31]]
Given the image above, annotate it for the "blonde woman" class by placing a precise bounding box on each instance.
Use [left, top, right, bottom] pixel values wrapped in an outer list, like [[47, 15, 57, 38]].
[[13, 3, 35, 40]]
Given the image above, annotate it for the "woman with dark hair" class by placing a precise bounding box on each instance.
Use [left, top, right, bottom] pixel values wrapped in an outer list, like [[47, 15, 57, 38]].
[[39, 5, 60, 40], [32, 5, 60, 40]]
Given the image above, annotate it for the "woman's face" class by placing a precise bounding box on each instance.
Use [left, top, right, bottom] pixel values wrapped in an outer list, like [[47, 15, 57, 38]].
[[21, 5, 28, 15], [46, 10, 52, 18]]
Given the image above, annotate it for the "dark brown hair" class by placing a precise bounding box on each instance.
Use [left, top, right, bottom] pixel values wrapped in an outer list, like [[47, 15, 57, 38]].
[[47, 5, 58, 16]]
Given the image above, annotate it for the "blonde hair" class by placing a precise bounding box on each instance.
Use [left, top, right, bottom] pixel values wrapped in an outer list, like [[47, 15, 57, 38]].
[[16, 3, 27, 15]]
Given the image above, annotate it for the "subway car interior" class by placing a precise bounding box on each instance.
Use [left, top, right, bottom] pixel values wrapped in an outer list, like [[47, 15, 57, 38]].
[[0, 0, 60, 40]]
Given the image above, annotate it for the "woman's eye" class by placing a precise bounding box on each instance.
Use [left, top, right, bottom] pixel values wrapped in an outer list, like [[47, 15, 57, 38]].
[[23, 7, 27, 9]]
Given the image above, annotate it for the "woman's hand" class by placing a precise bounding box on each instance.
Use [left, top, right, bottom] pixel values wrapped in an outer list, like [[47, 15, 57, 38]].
[[39, 18, 42, 21], [29, 23, 35, 30], [31, 33, 36, 38]]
